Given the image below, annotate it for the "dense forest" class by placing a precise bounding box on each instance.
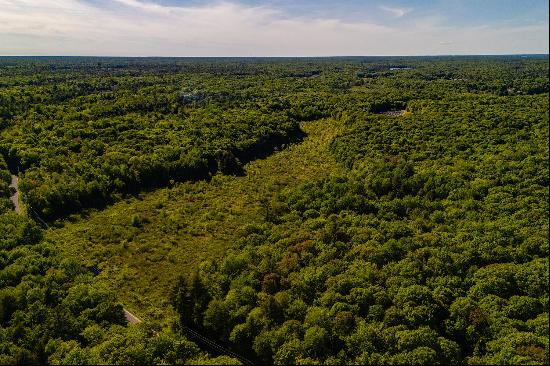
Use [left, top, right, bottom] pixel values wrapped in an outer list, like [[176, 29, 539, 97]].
[[0, 56, 548, 365]]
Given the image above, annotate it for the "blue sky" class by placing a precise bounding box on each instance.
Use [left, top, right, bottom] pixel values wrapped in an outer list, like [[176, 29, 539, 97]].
[[0, 0, 548, 56], [154, 0, 548, 25]]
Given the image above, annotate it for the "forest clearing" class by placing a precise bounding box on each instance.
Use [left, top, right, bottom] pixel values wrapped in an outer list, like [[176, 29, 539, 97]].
[[46, 118, 347, 325], [1, 56, 547, 365]]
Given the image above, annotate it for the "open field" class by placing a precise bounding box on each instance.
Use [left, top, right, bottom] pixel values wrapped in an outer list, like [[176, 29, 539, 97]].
[[46, 118, 346, 325]]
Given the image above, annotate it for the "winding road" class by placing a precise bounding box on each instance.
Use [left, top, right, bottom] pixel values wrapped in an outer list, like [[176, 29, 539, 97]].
[[9, 175, 20, 214]]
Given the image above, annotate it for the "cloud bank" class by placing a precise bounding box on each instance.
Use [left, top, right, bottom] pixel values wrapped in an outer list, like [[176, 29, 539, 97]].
[[0, 0, 547, 56]]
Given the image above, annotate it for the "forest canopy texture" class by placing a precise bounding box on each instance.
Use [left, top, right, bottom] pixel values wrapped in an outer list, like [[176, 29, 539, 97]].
[[0, 56, 548, 365]]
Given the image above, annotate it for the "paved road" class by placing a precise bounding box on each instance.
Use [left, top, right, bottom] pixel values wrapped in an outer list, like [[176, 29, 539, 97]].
[[9, 175, 20, 214], [123, 308, 142, 324]]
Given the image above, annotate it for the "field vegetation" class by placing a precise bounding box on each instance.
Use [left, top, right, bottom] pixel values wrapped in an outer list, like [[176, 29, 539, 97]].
[[0, 56, 548, 364]]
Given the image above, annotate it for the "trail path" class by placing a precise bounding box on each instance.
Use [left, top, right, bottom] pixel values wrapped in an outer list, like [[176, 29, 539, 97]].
[[47, 118, 345, 326], [9, 175, 20, 214]]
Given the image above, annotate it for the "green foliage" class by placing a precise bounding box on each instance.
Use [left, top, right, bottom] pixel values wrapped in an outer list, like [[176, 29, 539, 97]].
[[1, 56, 548, 365], [169, 57, 548, 365], [46, 325, 203, 365]]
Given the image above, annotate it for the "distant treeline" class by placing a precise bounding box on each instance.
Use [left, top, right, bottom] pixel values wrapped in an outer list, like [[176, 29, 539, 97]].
[[1, 57, 547, 219]]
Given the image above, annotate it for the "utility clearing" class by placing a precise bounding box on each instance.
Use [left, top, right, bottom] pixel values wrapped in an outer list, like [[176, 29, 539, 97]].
[[46, 119, 345, 325]]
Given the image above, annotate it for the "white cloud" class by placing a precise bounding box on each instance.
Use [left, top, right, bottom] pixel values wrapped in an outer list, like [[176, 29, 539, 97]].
[[379, 5, 412, 18], [0, 0, 547, 56], [111, 0, 174, 14]]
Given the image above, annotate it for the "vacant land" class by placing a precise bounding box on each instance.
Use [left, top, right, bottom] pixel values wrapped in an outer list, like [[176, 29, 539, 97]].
[[47, 118, 346, 324]]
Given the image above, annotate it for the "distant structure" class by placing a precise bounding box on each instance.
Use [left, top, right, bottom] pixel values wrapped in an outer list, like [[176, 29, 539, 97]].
[[179, 90, 207, 103]]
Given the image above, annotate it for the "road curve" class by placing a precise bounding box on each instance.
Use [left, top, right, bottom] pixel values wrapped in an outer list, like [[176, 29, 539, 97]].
[[123, 308, 142, 324]]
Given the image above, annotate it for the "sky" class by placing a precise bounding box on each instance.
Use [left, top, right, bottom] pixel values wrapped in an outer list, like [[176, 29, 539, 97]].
[[0, 0, 548, 56]]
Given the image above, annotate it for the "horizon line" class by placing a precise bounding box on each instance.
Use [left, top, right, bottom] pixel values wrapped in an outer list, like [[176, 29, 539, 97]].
[[1, 53, 548, 58]]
